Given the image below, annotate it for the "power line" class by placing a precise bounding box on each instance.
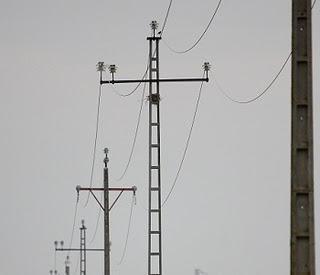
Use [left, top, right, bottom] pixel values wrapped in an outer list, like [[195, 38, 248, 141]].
[[160, 0, 173, 37], [162, 0, 223, 54], [215, 52, 292, 104], [116, 81, 147, 181], [111, 69, 148, 97], [118, 194, 135, 265], [89, 194, 102, 244], [312, 0, 317, 8], [84, 84, 103, 207], [73, 255, 79, 275], [67, 199, 79, 258], [212, 0, 317, 104], [162, 74, 205, 206]]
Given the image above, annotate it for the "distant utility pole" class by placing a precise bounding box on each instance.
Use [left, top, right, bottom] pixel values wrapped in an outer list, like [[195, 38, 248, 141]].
[[79, 220, 86, 275], [98, 21, 210, 275], [65, 256, 70, 275], [291, 0, 315, 274], [55, 220, 104, 275], [77, 148, 137, 275]]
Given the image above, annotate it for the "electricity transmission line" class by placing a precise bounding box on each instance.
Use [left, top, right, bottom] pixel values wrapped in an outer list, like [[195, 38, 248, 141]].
[[162, 73, 206, 206], [162, 0, 223, 54], [215, 52, 292, 104], [215, 0, 317, 104], [116, 82, 147, 181], [67, 199, 80, 257], [84, 84, 103, 207], [117, 194, 136, 265]]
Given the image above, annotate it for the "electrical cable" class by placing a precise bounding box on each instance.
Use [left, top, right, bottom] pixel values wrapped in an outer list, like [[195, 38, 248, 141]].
[[111, 69, 148, 97], [117, 194, 136, 265], [215, 52, 292, 104], [89, 192, 103, 244], [84, 84, 103, 207], [73, 255, 79, 275], [67, 199, 79, 258], [116, 81, 147, 181], [160, 0, 173, 37], [162, 73, 205, 206], [312, 0, 317, 8], [162, 0, 223, 54], [211, 0, 317, 104]]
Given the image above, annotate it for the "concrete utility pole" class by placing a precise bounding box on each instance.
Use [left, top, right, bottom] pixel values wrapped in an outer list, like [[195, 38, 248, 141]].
[[76, 149, 137, 275], [104, 149, 110, 275], [291, 0, 315, 274], [98, 21, 210, 275]]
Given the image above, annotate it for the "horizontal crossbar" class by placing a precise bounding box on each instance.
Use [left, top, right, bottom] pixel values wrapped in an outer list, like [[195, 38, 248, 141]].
[[101, 77, 209, 85]]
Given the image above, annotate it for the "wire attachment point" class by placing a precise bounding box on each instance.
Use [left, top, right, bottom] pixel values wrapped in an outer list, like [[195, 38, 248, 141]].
[[97, 62, 106, 72], [76, 185, 81, 202]]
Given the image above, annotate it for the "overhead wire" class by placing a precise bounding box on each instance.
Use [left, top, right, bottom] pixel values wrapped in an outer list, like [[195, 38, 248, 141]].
[[160, 0, 173, 37], [215, 0, 317, 104], [215, 52, 292, 104], [312, 0, 317, 8], [162, 0, 223, 54], [116, 81, 147, 181], [73, 255, 80, 275], [89, 192, 103, 244], [118, 194, 136, 265], [111, 69, 148, 97], [162, 73, 205, 206], [67, 198, 79, 257], [84, 84, 103, 207]]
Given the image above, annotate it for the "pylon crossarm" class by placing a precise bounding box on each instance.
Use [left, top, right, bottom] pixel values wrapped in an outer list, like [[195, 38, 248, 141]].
[[55, 248, 104, 252], [77, 187, 136, 192], [76, 186, 137, 212], [100, 77, 209, 85]]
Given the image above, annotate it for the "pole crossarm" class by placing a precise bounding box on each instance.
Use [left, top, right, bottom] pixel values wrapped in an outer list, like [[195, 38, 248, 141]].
[[55, 248, 104, 252], [76, 186, 137, 212], [101, 77, 209, 85], [77, 187, 136, 192]]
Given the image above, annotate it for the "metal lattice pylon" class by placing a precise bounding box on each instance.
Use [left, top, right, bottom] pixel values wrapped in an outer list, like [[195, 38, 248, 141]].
[[147, 34, 162, 275]]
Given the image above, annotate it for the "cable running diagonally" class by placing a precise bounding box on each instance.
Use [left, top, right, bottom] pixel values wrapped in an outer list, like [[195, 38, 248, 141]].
[[312, 0, 317, 8], [162, 73, 205, 206], [89, 193, 103, 244], [84, 84, 103, 207], [160, 0, 173, 37], [162, 0, 223, 54], [117, 81, 147, 181], [67, 199, 79, 257], [73, 255, 80, 275], [118, 194, 135, 265], [215, 52, 292, 104]]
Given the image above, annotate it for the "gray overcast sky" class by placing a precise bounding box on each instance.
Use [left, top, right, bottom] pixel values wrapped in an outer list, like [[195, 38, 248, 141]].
[[0, 1, 319, 275]]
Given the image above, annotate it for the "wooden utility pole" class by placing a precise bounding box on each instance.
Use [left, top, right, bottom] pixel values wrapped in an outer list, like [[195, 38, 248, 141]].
[[291, 0, 315, 274]]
